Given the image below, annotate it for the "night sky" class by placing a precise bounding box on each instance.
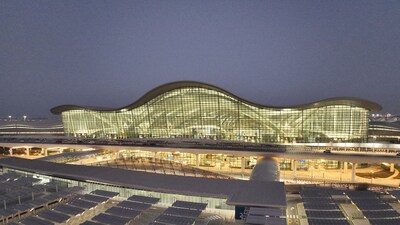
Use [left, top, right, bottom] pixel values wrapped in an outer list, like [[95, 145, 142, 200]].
[[1, 1, 400, 118]]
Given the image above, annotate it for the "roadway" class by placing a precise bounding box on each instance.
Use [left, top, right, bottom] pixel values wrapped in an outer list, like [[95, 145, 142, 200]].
[[1, 137, 400, 164]]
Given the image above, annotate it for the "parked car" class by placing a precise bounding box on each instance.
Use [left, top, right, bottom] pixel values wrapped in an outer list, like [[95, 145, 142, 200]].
[[323, 149, 332, 154]]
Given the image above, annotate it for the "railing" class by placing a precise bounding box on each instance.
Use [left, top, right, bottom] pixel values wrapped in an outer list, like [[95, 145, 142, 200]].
[[1, 136, 400, 155], [0, 137, 287, 153]]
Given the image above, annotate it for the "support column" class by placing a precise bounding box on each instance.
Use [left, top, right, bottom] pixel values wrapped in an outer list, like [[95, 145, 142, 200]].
[[241, 157, 245, 178], [195, 154, 200, 168], [390, 163, 395, 173], [343, 162, 348, 173], [9, 148, 13, 156], [152, 152, 158, 163], [44, 148, 48, 156], [26, 148, 30, 156], [351, 163, 357, 182], [292, 160, 297, 177]]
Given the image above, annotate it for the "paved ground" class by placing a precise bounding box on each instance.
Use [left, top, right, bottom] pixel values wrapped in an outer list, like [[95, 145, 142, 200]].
[[286, 200, 301, 225]]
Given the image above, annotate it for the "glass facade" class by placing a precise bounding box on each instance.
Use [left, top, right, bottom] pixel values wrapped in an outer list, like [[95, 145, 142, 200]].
[[56, 83, 376, 143]]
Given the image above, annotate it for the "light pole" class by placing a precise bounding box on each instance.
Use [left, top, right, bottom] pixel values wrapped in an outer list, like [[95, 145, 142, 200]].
[[23, 115, 27, 121]]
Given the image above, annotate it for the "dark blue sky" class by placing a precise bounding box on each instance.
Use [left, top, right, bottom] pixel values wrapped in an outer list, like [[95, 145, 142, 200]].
[[1, 0, 399, 117]]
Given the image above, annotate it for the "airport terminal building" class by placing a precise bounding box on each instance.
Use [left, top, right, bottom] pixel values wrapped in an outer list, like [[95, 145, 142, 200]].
[[51, 81, 381, 143]]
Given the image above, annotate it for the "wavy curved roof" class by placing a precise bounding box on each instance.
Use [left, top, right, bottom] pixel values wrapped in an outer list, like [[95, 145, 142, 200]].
[[51, 81, 382, 114]]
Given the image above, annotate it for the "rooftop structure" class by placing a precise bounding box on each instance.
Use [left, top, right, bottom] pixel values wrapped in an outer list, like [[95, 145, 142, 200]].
[[0, 118, 63, 136], [0, 157, 286, 209], [369, 121, 400, 143]]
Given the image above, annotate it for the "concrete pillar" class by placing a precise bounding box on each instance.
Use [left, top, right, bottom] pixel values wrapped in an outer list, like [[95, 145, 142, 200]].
[[292, 160, 297, 177], [343, 162, 348, 173], [9, 148, 13, 156], [390, 163, 395, 173], [152, 152, 158, 163], [241, 157, 245, 177], [26, 148, 30, 156], [195, 154, 200, 168], [44, 148, 48, 156], [351, 163, 357, 182]]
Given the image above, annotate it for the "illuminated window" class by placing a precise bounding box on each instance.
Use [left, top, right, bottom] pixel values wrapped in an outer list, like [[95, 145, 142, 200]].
[[56, 82, 379, 143]]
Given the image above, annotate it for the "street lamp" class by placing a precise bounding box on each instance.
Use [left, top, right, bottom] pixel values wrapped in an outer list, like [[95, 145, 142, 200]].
[[23, 115, 27, 121], [8, 115, 11, 121]]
